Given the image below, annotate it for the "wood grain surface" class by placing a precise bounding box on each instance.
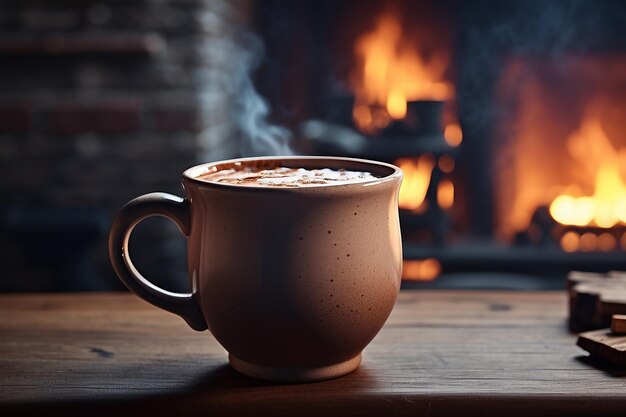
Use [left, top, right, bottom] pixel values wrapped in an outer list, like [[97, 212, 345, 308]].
[[1, 291, 626, 417]]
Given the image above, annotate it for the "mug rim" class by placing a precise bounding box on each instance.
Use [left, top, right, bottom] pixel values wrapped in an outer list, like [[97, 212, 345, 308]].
[[182, 156, 403, 191]]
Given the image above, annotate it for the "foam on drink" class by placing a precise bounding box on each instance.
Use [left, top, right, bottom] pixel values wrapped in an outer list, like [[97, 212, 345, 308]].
[[198, 167, 378, 187]]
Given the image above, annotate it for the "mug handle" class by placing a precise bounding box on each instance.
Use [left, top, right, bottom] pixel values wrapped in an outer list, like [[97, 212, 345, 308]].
[[108, 192, 207, 331]]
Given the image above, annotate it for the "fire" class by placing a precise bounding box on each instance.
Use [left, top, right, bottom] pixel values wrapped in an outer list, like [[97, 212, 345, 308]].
[[402, 258, 441, 281], [437, 178, 454, 210], [396, 155, 435, 212], [351, 12, 452, 132], [560, 231, 619, 253], [548, 117, 626, 228], [494, 56, 626, 241], [396, 154, 455, 211], [443, 123, 463, 147]]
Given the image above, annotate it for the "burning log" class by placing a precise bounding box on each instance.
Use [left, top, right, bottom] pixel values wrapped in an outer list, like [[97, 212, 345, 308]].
[[348, 10, 452, 136], [517, 205, 626, 252], [383, 100, 445, 137]]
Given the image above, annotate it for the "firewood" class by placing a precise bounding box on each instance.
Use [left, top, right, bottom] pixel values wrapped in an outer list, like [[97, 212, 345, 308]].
[[577, 329, 626, 367], [612, 315, 626, 334], [567, 271, 626, 332]]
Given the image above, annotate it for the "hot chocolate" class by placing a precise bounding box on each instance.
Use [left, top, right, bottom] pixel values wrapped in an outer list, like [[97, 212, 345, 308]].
[[198, 166, 378, 187], [110, 156, 402, 382]]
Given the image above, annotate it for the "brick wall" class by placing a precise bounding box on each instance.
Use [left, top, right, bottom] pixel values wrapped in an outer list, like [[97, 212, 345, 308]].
[[0, 0, 246, 291]]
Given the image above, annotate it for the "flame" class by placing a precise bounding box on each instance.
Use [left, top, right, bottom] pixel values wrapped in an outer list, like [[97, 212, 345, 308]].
[[560, 231, 580, 252], [598, 233, 617, 251], [402, 258, 441, 281], [580, 232, 598, 251], [396, 155, 435, 211], [351, 12, 451, 132], [560, 231, 618, 253], [443, 123, 463, 146], [495, 57, 626, 241], [396, 155, 455, 212], [438, 154, 455, 173], [437, 179, 454, 210], [549, 117, 626, 228]]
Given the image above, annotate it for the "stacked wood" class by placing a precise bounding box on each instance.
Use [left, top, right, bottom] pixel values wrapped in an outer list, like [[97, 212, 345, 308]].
[[612, 315, 626, 334], [578, 315, 626, 367], [567, 271, 626, 332]]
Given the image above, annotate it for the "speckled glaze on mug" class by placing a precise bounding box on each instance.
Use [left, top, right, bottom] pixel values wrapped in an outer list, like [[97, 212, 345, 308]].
[[109, 156, 403, 382]]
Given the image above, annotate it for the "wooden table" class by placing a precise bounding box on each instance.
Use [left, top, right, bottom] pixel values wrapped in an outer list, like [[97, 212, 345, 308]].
[[1, 291, 625, 416]]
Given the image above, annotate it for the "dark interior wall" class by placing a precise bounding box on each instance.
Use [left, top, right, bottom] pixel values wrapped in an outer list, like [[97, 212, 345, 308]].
[[0, 0, 244, 292]]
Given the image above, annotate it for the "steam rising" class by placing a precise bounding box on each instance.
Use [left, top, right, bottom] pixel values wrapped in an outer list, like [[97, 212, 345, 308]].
[[196, 7, 292, 159], [231, 32, 292, 156]]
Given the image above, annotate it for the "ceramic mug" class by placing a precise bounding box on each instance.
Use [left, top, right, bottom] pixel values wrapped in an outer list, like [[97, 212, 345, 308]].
[[108, 156, 403, 382]]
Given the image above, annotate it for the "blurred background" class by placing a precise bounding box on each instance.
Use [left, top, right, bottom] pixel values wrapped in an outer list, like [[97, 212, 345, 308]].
[[1, 0, 625, 293]]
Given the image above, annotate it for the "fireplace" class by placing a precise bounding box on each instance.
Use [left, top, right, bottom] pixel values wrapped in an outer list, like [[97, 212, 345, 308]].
[[1, 0, 625, 292], [254, 0, 626, 286], [495, 56, 626, 250]]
